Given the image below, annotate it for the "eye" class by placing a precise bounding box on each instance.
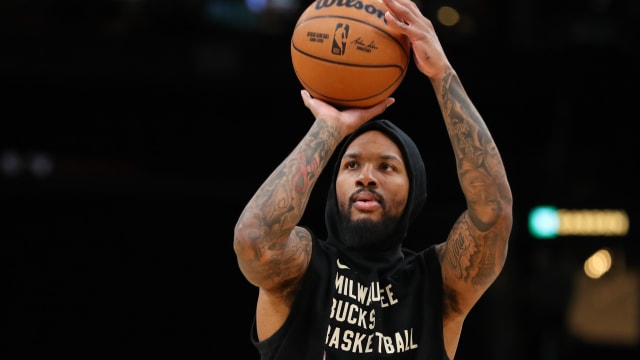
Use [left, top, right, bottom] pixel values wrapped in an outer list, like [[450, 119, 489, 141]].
[[381, 162, 395, 172], [345, 160, 359, 170]]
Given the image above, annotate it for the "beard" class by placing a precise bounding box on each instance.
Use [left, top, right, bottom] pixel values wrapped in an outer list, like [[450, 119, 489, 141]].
[[337, 208, 401, 250]]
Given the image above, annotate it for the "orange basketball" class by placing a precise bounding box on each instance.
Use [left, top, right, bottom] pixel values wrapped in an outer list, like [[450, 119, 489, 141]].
[[291, 0, 411, 108]]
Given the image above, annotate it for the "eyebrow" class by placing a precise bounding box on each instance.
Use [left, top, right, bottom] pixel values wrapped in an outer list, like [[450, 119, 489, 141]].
[[342, 152, 403, 163]]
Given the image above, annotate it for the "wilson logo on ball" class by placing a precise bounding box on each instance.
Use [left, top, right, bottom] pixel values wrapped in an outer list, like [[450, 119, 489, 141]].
[[315, 0, 389, 25]]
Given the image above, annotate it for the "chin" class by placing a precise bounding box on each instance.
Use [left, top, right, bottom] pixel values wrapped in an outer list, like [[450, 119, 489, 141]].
[[351, 209, 382, 221]]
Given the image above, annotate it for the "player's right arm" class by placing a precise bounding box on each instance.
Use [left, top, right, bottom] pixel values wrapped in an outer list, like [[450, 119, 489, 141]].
[[233, 90, 393, 340], [233, 117, 335, 340]]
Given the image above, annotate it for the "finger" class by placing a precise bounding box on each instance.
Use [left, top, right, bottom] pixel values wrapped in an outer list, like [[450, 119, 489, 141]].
[[384, 8, 409, 33], [386, 97, 396, 108], [368, 97, 396, 117], [300, 89, 311, 105], [383, 0, 407, 22]]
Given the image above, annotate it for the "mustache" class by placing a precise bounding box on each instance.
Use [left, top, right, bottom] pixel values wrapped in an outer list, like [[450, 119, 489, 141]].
[[349, 188, 384, 204]]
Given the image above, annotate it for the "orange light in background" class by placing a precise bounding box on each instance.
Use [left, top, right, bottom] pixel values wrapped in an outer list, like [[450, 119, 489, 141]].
[[583, 248, 612, 279], [558, 209, 629, 237], [567, 248, 639, 346], [437, 6, 460, 26]]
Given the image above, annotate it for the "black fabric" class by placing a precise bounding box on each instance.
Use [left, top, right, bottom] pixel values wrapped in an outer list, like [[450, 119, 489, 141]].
[[251, 238, 448, 360], [251, 231, 335, 359]]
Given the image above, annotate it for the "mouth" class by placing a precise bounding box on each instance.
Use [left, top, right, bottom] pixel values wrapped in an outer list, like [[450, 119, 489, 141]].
[[350, 190, 382, 211]]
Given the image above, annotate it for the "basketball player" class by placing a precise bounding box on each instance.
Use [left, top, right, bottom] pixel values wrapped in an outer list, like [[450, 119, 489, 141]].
[[233, 0, 513, 358]]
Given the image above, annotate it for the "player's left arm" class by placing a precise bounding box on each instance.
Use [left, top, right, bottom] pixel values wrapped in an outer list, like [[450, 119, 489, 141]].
[[435, 68, 513, 318]]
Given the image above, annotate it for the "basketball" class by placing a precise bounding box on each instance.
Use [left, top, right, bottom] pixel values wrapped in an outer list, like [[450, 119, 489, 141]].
[[291, 0, 411, 108]]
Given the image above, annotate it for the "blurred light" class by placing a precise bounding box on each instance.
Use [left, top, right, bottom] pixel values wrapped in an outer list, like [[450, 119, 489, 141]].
[[1, 150, 54, 178], [559, 209, 630, 237], [436, 6, 460, 27], [247, 0, 297, 13], [205, 0, 298, 33], [567, 250, 639, 346], [1, 150, 23, 177], [529, 206, 559, 239], [529, 206, 630, 238], [28, 152, 54, 178], [246, 0, 268, 12], [584, 248, 612, 279], [205, 0, 262, 31]]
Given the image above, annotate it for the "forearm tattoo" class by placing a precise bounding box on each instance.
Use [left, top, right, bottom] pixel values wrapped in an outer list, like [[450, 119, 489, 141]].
[[438, 69, 511, 289], [242, 120, 340, 243], [446, 214, 499, 288]]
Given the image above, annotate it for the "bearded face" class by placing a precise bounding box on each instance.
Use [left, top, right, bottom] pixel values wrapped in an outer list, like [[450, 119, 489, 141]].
[[337, 204, 401, 250], [332, 129, 411, 251]]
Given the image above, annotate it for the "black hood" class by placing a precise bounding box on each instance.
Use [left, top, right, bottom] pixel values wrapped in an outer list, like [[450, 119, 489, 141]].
[[324, 119, 427, 269]]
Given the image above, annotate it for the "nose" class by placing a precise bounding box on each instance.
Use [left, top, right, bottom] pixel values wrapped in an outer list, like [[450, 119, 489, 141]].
[[356, 165, 378, 188]]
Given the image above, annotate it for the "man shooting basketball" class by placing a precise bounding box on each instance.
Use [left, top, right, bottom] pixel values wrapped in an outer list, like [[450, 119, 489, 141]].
[[233, 0, 513, 358]]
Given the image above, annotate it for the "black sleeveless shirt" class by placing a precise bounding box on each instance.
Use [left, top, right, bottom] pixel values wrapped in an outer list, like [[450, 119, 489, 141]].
[[250, 237, 449, 360]]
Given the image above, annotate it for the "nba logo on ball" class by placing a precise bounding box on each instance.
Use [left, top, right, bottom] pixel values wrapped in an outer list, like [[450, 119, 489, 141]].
[[291, 0, 411, 108], [331, 23, 349, 56]]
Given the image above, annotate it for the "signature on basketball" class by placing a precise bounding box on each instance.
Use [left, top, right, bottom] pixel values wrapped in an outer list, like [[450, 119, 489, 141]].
[[351, 37, 379, 53]]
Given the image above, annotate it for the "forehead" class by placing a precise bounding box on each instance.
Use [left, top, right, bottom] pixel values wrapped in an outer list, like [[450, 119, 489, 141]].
[[344, 130, 403, 158]]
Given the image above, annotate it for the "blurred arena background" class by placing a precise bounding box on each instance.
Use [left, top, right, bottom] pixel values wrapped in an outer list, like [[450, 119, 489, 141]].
[[1, 0, 639, 358]]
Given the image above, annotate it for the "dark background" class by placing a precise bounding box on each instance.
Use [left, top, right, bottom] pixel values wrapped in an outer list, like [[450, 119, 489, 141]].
[[1, 0, 639, 358]]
